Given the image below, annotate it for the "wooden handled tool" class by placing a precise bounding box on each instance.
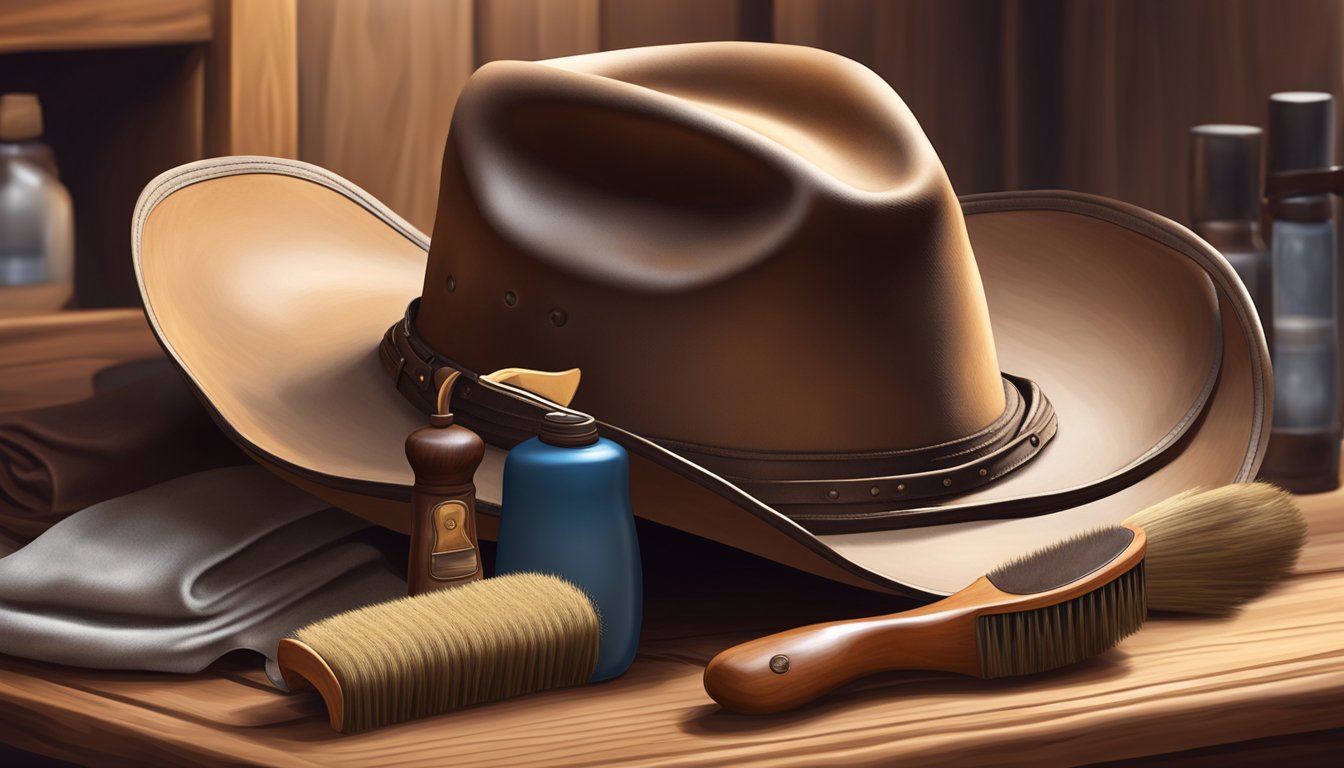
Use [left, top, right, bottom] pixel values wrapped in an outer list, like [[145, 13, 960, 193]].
[[704, 525, 1147, 714], [277, 573, 600, 733]]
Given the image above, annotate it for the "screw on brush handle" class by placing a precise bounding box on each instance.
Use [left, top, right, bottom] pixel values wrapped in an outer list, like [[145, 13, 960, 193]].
[[405, 408, 486, 596]]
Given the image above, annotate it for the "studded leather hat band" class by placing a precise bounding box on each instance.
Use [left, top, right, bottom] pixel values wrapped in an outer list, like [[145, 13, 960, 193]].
[[653, 376, 1035, 479], [380, 299, 1057, 515], [685, 375, 1056, 511]]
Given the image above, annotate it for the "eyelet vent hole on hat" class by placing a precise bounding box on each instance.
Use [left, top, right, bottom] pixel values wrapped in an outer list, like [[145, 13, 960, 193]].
[[456, 70, 807, 292]]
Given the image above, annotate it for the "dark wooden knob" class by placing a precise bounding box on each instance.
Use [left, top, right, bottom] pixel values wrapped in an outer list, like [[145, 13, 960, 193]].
[[404, 413, 485, 489]]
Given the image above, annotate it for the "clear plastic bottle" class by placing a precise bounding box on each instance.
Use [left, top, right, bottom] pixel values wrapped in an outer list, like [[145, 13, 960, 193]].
[[0, 93, 75, 314]]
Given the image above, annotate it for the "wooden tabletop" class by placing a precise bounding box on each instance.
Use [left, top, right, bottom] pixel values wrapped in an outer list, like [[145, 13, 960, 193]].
[[1, 480, 1341, 766]]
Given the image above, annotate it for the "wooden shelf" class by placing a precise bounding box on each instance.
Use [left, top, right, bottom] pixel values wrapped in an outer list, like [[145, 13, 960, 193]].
[[0, 0, 211, 55], [0, 0, 295, 310], [0, 480, 1340, 765]]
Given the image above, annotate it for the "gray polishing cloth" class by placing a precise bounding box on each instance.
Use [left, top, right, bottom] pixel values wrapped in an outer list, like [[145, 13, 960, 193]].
[[0, 466, 405, 680]]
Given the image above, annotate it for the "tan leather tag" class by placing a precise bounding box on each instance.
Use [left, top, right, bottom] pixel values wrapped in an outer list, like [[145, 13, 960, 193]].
[[483, 367, 582, 406], [430, 500, 479, 580]]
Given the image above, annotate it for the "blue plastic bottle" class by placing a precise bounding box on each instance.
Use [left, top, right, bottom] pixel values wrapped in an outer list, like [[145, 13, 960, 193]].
[[495, 412, 641, 682]]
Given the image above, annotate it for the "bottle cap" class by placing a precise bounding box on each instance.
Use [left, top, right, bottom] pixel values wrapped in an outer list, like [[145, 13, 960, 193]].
[[1268, 92, 1334, 173], [1268, 92, 1334, 219], [0, 93, 43, 141], [539, 411, 600, 447], [1190, 125, 1262, 222]]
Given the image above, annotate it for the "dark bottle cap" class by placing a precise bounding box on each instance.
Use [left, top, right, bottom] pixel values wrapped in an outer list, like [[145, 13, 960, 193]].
[[1190, 125, 1262, 223], [1268, 92, 1334, 173], [539, 411, 600, 447], [1268, 92, 1334, 219]]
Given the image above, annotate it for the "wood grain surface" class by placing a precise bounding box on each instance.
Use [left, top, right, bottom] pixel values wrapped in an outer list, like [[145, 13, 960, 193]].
[[0, 0, 211, 55], [604, 0, 737, 48], [474, 0, 600, 63], [210, 0, 298, 158], [298, 0, 473, 233], [1048, 0, 1344, 221], [0, 481, 1340, 766], [0, 309, 162, 412]]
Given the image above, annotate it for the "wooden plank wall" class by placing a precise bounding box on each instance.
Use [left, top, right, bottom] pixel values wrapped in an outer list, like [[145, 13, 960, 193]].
[[1049, 0, 1344, 221], [295, 0, 1344, 234], [297, 0, 472, 233], [210, 0, 298, 158]]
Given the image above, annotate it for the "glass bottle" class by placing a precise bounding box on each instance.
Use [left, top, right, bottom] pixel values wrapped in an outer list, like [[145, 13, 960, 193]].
[[1261, 92, 1340, 492], [1189, 125, 1273, 352], [0, 93, 74, 314]]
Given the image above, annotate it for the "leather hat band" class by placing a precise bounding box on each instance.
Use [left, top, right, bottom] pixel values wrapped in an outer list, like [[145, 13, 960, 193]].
[[664, 374, 1056, 511], [379, 300, 1057, 517]]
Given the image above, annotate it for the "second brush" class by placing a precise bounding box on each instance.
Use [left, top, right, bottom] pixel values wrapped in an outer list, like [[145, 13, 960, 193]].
[[704, 483, 1303, 714]]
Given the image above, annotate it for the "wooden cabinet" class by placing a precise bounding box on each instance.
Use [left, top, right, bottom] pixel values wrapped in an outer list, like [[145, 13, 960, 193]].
[[0, 0, 297, 308]]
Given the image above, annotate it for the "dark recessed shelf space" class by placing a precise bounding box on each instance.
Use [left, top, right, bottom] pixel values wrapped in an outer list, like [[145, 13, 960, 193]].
[[0, 45, 204, 308]]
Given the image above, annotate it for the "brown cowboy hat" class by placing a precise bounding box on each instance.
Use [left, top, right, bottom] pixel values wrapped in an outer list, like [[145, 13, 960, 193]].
[[133, 42, 1269, 599]]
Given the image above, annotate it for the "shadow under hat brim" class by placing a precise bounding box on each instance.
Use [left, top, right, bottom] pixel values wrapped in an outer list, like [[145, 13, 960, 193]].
[[134, 158, 1269, 599]]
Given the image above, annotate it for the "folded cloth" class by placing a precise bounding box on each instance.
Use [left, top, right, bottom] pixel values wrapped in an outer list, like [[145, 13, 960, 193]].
[[0, 466, 406, 677], [0, 358, 243, 548]]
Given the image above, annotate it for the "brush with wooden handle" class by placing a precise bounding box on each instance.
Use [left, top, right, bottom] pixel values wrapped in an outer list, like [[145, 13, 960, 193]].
[[706, 525, 1148, 714], [277, 572, 601, 733], [704, 483, 1304, 715]]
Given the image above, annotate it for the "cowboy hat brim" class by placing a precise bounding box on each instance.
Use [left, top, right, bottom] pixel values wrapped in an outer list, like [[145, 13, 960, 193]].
[[133, 157, 1268, 598]]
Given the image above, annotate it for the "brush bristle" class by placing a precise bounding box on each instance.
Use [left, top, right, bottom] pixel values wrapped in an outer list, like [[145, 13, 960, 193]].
[[976, 563, 1146, 678], [1124, 483, 1305, 615], [987, 527, 1135, 594], [292, 573, 600, 733]]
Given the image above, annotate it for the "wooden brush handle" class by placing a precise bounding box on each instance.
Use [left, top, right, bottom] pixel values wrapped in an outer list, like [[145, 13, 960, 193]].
[[277, 638, 346, 732], [703, 583, 993, 714]]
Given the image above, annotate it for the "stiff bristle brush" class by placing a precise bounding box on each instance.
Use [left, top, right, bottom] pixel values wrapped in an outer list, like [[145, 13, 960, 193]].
[[277, 572, 600, 733], [704, 482, 1304, 715]]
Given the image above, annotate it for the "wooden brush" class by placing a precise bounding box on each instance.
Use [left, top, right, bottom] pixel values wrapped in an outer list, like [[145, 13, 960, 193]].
[[705, 525, 1148, 714], [704, 482, 1305, 715], [277, 572, 600, 733]]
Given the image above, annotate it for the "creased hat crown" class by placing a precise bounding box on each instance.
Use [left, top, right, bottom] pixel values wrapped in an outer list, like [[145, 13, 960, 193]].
[[417, 42, 1005, 455]]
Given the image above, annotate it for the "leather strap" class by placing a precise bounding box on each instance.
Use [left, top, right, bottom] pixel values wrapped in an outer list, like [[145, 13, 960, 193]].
[[379, 300, 1057, 518], [700, 375, 1055, 509], [379, 300, 550, 447], [1264, 165, 1344, 220]]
